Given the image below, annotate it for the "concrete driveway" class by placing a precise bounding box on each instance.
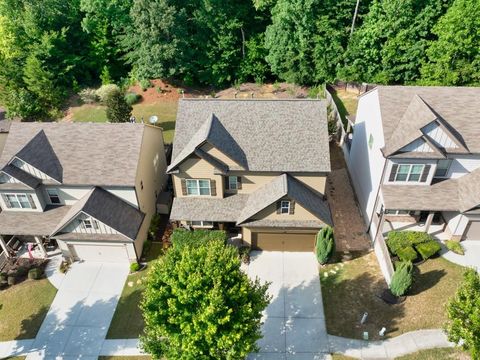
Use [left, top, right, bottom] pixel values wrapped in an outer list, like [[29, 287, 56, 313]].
[[246, 251, 329, 360], [26, 261, 129, 359]]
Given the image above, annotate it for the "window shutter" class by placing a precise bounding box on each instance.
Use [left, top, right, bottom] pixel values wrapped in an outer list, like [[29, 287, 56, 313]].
[[276, 201, 281, 214], [1, 194, 11, 208], [389, 164, 398, 182], [210, 180, 217, 196], [181, 179, 187, 196], [27, 194, 37, 209], [289, 200, 295, 214], [420, 165, 431, 182], [225, 176, 230, 190], [237, 176, 242, 190], [388, 164, 398, 181]]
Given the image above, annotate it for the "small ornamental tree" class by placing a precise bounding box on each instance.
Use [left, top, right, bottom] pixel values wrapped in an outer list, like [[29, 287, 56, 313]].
[[389, 261, 413, 297], [316, 226, 335, 264], [445, 268, 480, 358], [141, 237, 270, 360], [105, 88, 132, 123]]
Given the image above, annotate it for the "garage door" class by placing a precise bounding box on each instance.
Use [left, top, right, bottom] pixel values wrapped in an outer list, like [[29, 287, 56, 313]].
[[464, 221, 480, 241], [252, 232, 316, 252], [70, 244, 130, 263]]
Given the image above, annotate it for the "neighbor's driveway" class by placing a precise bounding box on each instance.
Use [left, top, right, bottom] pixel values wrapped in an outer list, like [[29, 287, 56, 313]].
[[26, 261, 129, 359], [246, 251, 329, 359]]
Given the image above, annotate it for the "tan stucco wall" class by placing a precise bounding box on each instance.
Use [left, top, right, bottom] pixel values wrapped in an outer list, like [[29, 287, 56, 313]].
[[172, 156, 224, 198], [201, 143, 241, 168], [134, 125, 168, 255], [251, 201, 320, 221]]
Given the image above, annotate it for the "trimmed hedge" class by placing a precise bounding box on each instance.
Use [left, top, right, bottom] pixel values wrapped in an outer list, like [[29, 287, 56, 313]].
[[415, 241, 441, 260], [130, 262, 140, 273], [28, 267, 42, 280], [390, 261, 414, 297], [396, 246, 418, 262], [387, 231, 434, 255], [171, 229, 227, 249]]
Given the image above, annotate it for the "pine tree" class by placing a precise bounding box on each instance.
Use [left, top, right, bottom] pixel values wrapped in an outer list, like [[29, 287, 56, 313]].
[[105, 89, 132, 123]]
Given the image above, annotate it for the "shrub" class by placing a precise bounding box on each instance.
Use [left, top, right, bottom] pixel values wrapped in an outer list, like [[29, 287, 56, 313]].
[[28, 268, 42, 280], [415, 241, 441, 260], [328, 120, 338, 135], [445, 240, 464, 255], [396, 246, 418, 262], [238, 245, 251, 264], [59, 261, 70, 274], [316, 226, 335, 265], [79, 88, 99, 104], [124, 92, 141, 105], [142, 239, 152, 258], [106, 89, 132, 123], [130, 262, 140, 273], [0, 272, 7, 282], [390, 261, 413, 297], [7, 275, 16, 286], [16, 266, 28, 277], [96, 84, 120, 103], [171, 229, 227, 250], [387, 231, 434, 255], [139, 78, 151, 91], [148, 214, 161, 240]]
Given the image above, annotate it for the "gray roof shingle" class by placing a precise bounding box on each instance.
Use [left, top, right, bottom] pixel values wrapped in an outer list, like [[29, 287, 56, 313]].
[[53, 187, 145, 240], [169, 99, 330, 172], [375, 86, 480, 154], [0, 122, 146, 186]]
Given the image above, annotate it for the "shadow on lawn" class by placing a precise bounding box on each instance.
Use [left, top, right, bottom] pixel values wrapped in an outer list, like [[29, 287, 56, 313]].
[[409, 268, 446, 295], [158, 121, 175, 132], [16, 305, 50, 340], [321, 268, 407, 340], [107, 286, 145, 339]]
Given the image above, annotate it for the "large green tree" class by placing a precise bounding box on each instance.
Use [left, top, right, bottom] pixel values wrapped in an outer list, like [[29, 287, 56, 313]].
[[420, 0, 480, 85], [123, 0, 268, 87], [105, 89, 132, 123], [141, 235, 270, 360], [0, 0, 96, 119], [340, 0, 452, 84], [445, 268, 480, 358]]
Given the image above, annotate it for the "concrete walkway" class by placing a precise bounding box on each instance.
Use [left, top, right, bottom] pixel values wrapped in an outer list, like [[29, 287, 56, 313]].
[[10, 261, 129, 359], [44, 253, 65, 289], [440, 240, 480, 271]]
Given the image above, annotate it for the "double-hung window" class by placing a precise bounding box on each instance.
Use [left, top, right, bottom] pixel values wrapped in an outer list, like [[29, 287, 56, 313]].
[[82, 218, 99, 230], [4, 193, 32, 209], [393, 164, 425, 182], [228, 176, 238, 190], [47, 189, 61, 204], [434, 159, 452, 178], [280, 200, 290, 214], [186, 179, 211, 196]]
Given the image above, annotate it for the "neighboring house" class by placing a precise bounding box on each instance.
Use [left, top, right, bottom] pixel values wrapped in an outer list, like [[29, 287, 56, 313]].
[[168, 99, 332, 251], [348, 86, 480, 243], [0, 122, 168, 263], [0, 120, 11, 158]]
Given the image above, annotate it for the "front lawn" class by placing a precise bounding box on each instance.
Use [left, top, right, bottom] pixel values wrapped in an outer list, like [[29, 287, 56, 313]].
[[0, 278, 57, 341], [98, 357, 151, 360], [71, 101, 177, 144], [320, 252, 464, 340], [107, 243, 164, 339]]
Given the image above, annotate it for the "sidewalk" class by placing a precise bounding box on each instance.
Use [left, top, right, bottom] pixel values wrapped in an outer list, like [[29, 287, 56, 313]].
[[440, 239, 480, 271]]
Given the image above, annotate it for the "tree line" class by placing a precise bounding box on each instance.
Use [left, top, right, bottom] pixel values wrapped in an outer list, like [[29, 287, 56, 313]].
[[0, 0, 478, 120]]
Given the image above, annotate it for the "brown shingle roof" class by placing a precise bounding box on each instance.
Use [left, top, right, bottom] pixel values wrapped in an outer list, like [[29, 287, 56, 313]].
[[0, 122, 146, 186], [169, 99, 330, 173]]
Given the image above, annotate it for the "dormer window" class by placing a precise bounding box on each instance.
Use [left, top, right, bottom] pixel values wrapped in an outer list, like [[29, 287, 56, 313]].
[[280, 200, 290, 214], [82, 218, 99, 230], [228, 176, 238, 190], [47, 189, 61, 204]]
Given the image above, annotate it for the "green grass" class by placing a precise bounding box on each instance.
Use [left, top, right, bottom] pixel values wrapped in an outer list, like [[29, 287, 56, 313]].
[[98, 357, 151, 360], [71, 101, 177, 144], [107, 243, 164, 339], [0, 278, 57, 341], [320, 253, 465, 340], [330, 88, 358, 126], [395, 347, 469, 360], [331, 355, 357, 360]]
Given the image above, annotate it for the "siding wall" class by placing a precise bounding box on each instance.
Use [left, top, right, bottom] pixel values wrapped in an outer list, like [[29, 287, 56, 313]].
[[448, 155, 480, 179], [60, 212, 121, 235], [383, 159, 436, 186], [11, 158, 56, 182], [252, 201, 320, 221], [400, 138, 433, 153], [0, 190, 43, 212], [422, 122, 458, 149], [202, 143, 241, 168]]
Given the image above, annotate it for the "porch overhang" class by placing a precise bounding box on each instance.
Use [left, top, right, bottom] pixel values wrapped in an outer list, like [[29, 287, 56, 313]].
[[240, 219, 325, 229], [0, 205, 71, 236]]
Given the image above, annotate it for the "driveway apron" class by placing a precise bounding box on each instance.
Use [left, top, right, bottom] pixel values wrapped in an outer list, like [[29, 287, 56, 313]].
[[247, 251, 329, 360], [26, 261, 129, 359]]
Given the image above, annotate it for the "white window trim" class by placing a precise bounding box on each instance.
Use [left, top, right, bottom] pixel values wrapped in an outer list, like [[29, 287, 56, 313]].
[[5, 193, 32, 209], [228, 176, 238, 190], [393, 164, 425, 183], [385, 209, 412, 216], [47, 189, 61, 204], [280, 200, 290, 214], [82, 218, 99, 230], [186, 179, 211, 196], [187, 220, 214, 228]]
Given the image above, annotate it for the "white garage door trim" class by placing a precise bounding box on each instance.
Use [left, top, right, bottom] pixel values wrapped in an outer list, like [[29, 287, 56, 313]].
[[465, 221, 480, 241], [70, 243, 130, 263]]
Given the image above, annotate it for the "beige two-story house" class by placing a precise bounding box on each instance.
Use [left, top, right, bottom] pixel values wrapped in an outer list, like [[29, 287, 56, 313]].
[[0, 122, 168, 264], [168, 99, 332, 251]]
